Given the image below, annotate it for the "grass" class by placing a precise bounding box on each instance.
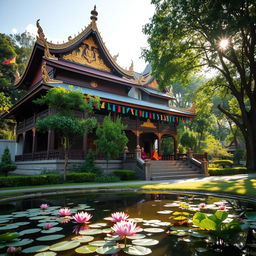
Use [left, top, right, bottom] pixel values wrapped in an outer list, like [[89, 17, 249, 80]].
[[0, 178, 256, 199], [141, 178, 256, 197]]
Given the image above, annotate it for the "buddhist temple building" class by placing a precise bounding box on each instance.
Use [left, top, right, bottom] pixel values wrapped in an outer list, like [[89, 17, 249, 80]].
[[3, 7, 196, 175]]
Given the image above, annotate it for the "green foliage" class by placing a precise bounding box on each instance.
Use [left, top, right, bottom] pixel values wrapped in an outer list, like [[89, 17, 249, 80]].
[[95, 115, 128, 161], [0, 147, 16, 176], [161, 137, 174, 155], [35, 87, 99, 181], [0, 232, 20, 242], [204, 135, 231, 159], [71, 151, 101, 175], [94, 175, 121, 183], [212, 160, 233, 168], [208, 167, 247, 176], [0, 174, 61, 187], [192, 210, 245, 242], [0, 92, 12, 112], [66, 172, 96, 182], [180, 130, 197, 151], [113, 170, 136, 180]]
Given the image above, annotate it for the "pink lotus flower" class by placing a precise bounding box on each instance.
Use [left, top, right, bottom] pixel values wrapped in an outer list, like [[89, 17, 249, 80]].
[[218, 204, 226, 210], [110, 212, 129, 222], [73, 211, 92, 224], [199, 203, 206, 209], [111, 220, 140, 237], [43, 223, 53, 230], [59, 216, 71, 223], [7, 246, 21, 254], [40, 204, 49, 210], [58, 208, 71, 216]]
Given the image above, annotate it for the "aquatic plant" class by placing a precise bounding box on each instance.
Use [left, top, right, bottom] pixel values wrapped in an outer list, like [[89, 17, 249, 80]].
[[73, 211, 92, 224], [43, 223, 53, 230], [110, 211, 129, 222], [58, 208, 71, 216], [218, 204, 226, 210], [40, 204, 48, 210]]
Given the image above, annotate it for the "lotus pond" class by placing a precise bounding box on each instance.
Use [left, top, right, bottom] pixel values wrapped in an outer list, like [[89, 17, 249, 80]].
[[0, 192, 256, 256]]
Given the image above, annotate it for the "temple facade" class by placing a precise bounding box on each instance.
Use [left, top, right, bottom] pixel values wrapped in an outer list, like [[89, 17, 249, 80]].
[[4, 7, 196, 173]]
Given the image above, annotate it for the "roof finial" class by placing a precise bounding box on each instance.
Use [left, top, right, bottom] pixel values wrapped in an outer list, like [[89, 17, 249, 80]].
[[90, 5, 98, 22]]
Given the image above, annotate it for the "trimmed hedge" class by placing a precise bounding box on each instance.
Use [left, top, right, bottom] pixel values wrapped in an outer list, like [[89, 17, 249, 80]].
[[95, 175, 121, 183], [212, 160, 234, 168], [113, 170, 136, 180], [208, 167, 247, 176], [0, 172, 96, 187], [66, 172, 96, 182]]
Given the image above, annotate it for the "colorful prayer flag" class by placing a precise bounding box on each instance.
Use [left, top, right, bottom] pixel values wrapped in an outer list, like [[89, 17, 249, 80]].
[[2, 56, 16, 65]]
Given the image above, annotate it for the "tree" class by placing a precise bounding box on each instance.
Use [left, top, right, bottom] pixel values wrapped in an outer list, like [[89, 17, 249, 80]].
[[0, 92, 12, 112], [94, 115, 128, 170], [35, 87, 99, 181], [180, 130, 197, 151], [0, 147, 16, 176], [143, 0, 256, 170]]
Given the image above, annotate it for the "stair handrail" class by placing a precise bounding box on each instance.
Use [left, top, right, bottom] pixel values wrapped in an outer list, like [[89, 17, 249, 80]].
[[187, 148, 209, 176]]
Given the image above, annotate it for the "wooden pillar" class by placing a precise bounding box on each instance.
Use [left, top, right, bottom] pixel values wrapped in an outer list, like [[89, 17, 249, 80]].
[[83, 133, 88, 155], [173, 136, 178, 160], [47, 129, 55, 159], [32, 128, 37, 159], [22, 132, 26, 156]]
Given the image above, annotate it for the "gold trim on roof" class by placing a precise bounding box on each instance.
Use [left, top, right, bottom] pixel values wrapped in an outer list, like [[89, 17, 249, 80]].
[[62, 37, 111, 72], [41, 61, 63, 84], [36, 7, 135, 78], [141, 119, 156, 129]]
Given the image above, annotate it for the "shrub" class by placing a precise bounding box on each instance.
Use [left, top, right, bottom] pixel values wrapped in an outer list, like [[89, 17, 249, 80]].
[[66, 172, 96, 182], [113, 170, 136, 180], [94, 175, 121, 183], [70, 152, 101, 175], [208, 167, 247, 176], [0, 148, 16, 176], [212, 159, 233, 168], [0, 174, 61, 187]]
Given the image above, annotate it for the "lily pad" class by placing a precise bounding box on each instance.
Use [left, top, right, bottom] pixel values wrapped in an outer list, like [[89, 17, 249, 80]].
[[34, 252, 57, 256], [104, 235, 121, 241], [143, 228, 165, 233], [0, 214, 12, 219], [0, 232, 20, 242], [72, 236, 94, 243], [41, 227, 63, 234], [36, 234, 65, 241], [0, 224, 19, 230], [37, 222, 59, 227], [0, 219, 10, 224], [49, 241, 80, 251], [20, 228, 41, 235], [169, 231, 189, 237], [22, 245, 49, 253], [7, 238, 34, 247], [132, 239, 159, 246], [157, 210, 173, 214], [164, 203, 180, 207], [30, 216, 48, 220], [14, 221, 30, 226], [123, 245, 152, 255], [89, 240, 115, 247], [102, 228, 112, 233], [79, 229, 102, 235], [75, 245, 98, 254], [89, 223, 107, 228], [127, 234, 146, 240], [96, 245, 120, 254]]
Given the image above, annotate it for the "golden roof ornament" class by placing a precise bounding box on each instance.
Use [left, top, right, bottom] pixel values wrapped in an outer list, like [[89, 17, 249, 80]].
[[90, 5, 98, 31], [41, 61, 62, 84], [36, 19, 57, 60], [129, 60, 134, 72]]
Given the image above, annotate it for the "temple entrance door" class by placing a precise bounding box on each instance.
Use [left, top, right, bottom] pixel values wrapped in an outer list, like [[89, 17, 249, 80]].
[[139, 132, 158, 156]]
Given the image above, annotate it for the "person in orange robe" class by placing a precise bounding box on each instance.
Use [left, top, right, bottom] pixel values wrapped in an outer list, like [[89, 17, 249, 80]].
[[152, 150, 160, 160]]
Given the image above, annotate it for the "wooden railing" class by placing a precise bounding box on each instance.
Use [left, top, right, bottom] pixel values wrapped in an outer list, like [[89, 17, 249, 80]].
[[192, 153, 208, 161]]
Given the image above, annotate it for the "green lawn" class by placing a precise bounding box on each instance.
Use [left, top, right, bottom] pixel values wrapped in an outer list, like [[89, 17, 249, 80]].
[[141, 178, 256, 197]]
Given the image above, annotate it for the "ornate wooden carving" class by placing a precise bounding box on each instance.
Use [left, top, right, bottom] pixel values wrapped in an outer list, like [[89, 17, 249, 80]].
[[140, 119, 156, 129], [62, 37, 111, 72], [41, 61, 62, 83]]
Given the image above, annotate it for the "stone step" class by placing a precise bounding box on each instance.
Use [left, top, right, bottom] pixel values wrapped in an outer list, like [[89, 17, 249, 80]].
[[152, 171, 200, 176], [151, 167, 194, 172], [151, 173, 203, 180]]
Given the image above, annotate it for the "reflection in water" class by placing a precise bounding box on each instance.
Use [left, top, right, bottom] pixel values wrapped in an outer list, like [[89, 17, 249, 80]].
[[0, 192, 255, 256]]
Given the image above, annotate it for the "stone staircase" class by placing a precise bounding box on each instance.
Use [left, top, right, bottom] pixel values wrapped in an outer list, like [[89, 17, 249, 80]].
[[150, 160, 203, 180]]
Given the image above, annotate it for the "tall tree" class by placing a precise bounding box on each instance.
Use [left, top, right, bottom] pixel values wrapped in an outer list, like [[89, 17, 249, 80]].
[[94, 115, 128, 170], [35, 87, 99, 181], [143, 0, 256, 170]]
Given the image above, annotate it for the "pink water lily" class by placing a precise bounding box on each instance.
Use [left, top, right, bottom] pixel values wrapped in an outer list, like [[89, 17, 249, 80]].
[[73, 211, 92, 224], [199, 203, 206, 209], [58, 208, 71, 216], [7, 246, 21, 254], [111, 220, 140, 237], [110, 212, 129, 222], [218, 204, 226, 210], [43, 223, 53, 230], [40, 204, 49, 210]]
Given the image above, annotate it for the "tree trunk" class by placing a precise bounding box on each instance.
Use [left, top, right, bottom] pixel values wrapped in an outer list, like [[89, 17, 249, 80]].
[[63, 148, 68, 182], [245, 117, 256, 170]]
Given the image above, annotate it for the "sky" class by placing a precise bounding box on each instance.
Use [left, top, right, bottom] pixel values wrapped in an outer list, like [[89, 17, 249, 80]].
[[0, 0, 155, 73]]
